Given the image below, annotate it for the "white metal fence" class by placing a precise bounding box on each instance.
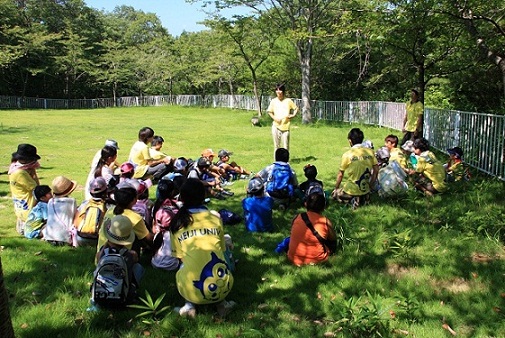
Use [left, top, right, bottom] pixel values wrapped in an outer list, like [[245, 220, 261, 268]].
[[1, 94, 503, 180]]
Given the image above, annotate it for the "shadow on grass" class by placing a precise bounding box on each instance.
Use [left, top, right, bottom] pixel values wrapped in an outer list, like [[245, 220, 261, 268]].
[[3, 175, 505, 336]]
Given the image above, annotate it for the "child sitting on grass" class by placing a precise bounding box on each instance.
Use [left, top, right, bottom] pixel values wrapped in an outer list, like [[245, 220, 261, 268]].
[[170, 178, 236, 318], [24, 185, 52, 239], [93, 214, 144, 307], [216, 149, 251, 180], [242, 177, 274, 232], [96, 186, 154, 260], [73, 177, 108, 247], [287, 192, 336, 266], [406, 138, 447, 196], [384, 134, 406, 169], [299, 164, 324, 199], [188, 157, 234, 200], [257, 148, 298, 210], [151, 179, 180, 271], [149, 135, 174, 171], [42, 176, 78, 245], [445, 147, 469, 182]]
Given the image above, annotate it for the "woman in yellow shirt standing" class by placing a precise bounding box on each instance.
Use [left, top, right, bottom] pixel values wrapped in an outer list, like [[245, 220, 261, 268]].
[[267, 84, 299, 153], [401, 89, 424, 145]]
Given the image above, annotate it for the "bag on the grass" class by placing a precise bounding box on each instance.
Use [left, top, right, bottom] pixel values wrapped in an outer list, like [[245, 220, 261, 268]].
[[218, 209, 243, 225], [266, 162, 294, 199], [76, 199, 106, 239], [91, 247, 130, 307]]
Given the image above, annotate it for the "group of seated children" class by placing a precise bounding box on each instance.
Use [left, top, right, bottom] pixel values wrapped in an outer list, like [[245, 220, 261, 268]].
[[9, 126, 469, 314], [331, 128, 467, 208], [379, 135, 468, 196]]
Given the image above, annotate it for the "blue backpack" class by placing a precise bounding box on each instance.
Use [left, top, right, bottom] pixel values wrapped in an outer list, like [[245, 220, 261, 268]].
[[266, 162, 294, 199]]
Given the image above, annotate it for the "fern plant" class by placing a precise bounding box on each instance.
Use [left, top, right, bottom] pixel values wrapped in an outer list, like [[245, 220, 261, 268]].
[[128, 290, 171, 324]]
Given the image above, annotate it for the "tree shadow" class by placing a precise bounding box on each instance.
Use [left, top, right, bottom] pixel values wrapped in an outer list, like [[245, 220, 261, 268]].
[[290, 156, 317, 164]]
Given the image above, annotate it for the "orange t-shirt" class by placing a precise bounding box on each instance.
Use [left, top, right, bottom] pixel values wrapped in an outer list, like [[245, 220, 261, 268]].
[[287, 211, 331, 266]]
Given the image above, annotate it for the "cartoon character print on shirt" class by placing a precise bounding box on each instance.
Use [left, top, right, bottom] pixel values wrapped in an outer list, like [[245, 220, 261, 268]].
[[193, 252, 232, 302], [13, 198, 30, 211], [354, 167, 371, 192]]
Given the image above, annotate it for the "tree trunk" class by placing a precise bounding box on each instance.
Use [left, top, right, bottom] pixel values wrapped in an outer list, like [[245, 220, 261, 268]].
[[0, 257, 15, 338], [251, 68, 262, 116], [297, 39, 312, 124], [113, 82, 117, 107], [418, 64, 426, 103], [458, 6, 505, 100]]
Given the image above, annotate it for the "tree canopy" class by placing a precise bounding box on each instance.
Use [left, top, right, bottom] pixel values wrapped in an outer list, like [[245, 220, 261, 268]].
[[0, 0, 504, 113]]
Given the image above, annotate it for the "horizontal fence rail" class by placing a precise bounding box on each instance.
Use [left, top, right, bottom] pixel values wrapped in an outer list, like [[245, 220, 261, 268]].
[[1, 94, 503, 180]]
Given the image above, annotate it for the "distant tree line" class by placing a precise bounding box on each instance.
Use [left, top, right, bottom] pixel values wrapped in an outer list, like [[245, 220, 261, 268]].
[[1, 0, 504, 116]]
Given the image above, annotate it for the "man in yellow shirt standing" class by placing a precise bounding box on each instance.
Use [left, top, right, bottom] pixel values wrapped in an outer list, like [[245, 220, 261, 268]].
[[267, 84, 299, 153], [401, 89, 424, 145]]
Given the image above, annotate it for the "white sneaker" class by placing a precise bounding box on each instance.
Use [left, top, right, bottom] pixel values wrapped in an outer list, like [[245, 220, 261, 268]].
[[174, 303, 196, 318], [216, 300, 236, 317]]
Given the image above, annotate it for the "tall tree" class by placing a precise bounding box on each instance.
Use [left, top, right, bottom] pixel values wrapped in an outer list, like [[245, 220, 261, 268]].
[[189, 0, 341, 123], [446, 0, 505, 100], [378, 0, 467, 102], [205, 15, 279, 115]]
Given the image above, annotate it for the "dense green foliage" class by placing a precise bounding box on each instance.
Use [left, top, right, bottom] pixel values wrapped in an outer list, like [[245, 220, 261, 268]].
[[1, 107, 505, 337], [0, 0, 504, 112]]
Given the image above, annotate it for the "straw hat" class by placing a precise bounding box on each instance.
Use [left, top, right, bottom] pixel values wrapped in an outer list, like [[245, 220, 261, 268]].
[[51, 176, 77, 196], [201, 148, 216, 157], [105, 215, 135, 246]]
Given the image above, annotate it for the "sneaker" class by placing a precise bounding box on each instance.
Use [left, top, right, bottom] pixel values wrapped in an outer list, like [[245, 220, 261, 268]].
[[214, 193, 226, 200], [174, 304, 196, 318], [204, 197, 211, 204], [350, 197, 359, 210], [221, 190, 234, 196], [221, 181, 234, 186], [239, 174, 249, 180], [216, 300, 236, 317]]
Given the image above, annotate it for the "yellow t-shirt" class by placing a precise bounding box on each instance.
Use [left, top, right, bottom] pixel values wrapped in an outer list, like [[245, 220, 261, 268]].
[[448, 160, 465, 181], [96, 208, 150, 256], [129, 141, 151, 178], [340, 145, 378, 196], [171, 210, 233, 305], [415, 151, 447, 192], [404, 101, 424, 132], [267, 97, 297, 131], [149, 148, 168, 161], [389, 147, 407, 169], [9, 169, 37, 221]]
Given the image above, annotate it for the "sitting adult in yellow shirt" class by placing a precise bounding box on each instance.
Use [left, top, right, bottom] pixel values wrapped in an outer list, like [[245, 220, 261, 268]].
[[331, 128, 379, 209]]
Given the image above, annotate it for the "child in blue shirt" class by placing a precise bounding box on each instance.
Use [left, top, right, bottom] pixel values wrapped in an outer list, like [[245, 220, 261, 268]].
[[25, 185, 52, 239], [242, 177, 274, 232]]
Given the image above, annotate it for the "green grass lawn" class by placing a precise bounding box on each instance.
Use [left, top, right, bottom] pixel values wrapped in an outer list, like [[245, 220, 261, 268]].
[[1, 106, 504, 337]]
